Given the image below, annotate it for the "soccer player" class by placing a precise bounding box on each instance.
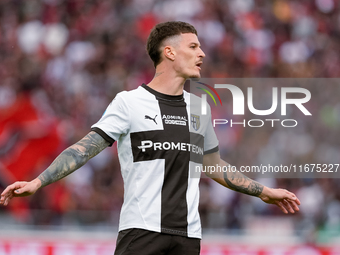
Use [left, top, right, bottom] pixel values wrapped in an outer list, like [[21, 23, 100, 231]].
[[0, 21, 300, 255]]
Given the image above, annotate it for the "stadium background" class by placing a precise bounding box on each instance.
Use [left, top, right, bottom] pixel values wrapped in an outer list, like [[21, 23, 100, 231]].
[[0, 0, 339, 254]]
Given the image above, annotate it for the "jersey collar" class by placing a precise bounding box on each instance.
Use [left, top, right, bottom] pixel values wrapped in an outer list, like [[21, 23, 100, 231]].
[[142, 84, 184, 101]]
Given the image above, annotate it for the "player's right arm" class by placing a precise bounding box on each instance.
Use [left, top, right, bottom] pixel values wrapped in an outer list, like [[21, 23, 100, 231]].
[[0, 131, 109, 206]]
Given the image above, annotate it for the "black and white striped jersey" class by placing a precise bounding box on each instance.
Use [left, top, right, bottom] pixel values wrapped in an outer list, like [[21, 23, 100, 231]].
[[91, 84, 218, 239]]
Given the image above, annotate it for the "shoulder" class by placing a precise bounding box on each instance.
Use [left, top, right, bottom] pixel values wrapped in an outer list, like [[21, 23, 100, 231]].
[[183, 90, 204, 102], [183, 90, 212, 111], [110, 86, 142, 104], [114, 86, 151, 101], [115, 87, 137, 99]]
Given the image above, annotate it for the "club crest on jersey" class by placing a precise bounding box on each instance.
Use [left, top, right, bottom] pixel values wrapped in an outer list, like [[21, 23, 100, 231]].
[[191, 114, 200, 131]]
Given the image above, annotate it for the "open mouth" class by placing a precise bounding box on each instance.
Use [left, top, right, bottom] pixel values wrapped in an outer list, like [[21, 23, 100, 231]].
[[196, 62, 202, 69]]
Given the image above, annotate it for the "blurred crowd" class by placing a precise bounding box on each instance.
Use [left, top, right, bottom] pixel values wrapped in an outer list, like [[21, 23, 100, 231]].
[[0, 0, 340, 240]]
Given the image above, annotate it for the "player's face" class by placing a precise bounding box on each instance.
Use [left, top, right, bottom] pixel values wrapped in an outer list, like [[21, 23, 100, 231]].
[[174, 33, 205, 79]]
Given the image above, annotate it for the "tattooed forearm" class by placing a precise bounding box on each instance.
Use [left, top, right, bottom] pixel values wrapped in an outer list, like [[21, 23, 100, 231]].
[[203, 152, 264, 197], [38, 131, 109, 188], [223, 171, 264, 197]]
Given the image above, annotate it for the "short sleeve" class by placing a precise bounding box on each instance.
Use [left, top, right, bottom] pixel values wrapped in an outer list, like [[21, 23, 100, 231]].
[[91, 92, 130, 145], [203, 105, 219, 155]]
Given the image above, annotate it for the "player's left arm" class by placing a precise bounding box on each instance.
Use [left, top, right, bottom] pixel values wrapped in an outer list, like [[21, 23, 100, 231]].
[[203, 151, 300, 214]]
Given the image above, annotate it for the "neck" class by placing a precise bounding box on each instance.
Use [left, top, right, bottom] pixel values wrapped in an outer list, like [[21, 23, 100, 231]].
[[147, 66, 186, 96]]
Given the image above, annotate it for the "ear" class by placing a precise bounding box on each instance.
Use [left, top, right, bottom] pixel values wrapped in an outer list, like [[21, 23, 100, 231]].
[[163, 46, 176, 61]]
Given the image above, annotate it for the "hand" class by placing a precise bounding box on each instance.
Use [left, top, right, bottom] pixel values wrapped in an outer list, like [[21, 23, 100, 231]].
[[0, 179, 41, 206], [259, 187, 301, 214]]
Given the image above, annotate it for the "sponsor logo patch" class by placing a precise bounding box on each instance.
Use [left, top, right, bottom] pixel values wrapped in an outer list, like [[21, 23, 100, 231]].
[[162, 115, 187, 126]]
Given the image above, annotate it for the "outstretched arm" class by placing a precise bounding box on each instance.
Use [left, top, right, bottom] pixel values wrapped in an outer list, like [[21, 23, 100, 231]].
[[0, 131, 110, 206], [203, 151, 300, 214]]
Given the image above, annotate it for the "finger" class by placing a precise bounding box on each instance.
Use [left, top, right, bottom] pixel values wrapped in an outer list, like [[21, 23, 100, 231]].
[[1, 182, 26, 205], [288, 200, 300, 212], [5, 190, 14, 202], [294, 197, 301, 205], [284, 191, 302, 208], [1, 186, 14, 197], [276, 201, 288, 214], [282, 199, 295, 213], [0, 191, 11, 205], [0, 193, 5, 204], [283, 190, 298, 201], [286, 195, 301, 206], [1, 182, 25, 196], [4, 196, 12, 206]]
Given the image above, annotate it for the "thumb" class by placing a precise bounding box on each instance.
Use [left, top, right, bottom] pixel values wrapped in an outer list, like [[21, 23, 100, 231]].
[[14, 187, 27, 195], [14, 189, 22, 194]]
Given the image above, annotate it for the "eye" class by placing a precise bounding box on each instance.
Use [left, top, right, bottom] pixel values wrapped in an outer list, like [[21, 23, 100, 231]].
[[190, 45, 196, 49]]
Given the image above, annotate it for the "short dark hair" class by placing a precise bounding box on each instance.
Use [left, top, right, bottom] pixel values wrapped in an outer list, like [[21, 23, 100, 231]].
[[146, 21, 197, 67]]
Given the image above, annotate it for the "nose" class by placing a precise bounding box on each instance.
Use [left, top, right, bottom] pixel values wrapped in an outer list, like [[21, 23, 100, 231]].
[[199, 48, 205, 58]]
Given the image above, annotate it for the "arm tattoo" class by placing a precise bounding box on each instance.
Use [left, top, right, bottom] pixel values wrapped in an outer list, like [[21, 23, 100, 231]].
[[38, 131, 110, 188], [223, 170, 264, 197]]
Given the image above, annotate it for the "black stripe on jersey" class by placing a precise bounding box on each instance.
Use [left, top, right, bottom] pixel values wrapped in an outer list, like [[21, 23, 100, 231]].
[[158, 97, 189, 236], [130, 99, 190, 236], [91, 127, 115, 146]]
